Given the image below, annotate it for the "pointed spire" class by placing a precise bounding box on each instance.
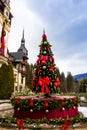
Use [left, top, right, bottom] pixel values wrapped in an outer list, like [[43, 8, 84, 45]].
[[21, 29, 25, 44]]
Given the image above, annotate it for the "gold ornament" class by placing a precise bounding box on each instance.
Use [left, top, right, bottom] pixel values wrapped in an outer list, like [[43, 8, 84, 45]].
[[44, 41, 47, 44], [30, 109, 33, 112], [45, 109, 49, 113], [34, 68, 36, 71], [38, 44, 41, 47], [17, 108, 20, 111], [43, 66, 46, 69], [62, 107, 65, 111], [73, 106, 76, 109]]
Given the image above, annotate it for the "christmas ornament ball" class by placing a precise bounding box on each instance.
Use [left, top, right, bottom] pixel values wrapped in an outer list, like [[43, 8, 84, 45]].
[[30, 109, 33, 112], [43, 66, 46, 69]]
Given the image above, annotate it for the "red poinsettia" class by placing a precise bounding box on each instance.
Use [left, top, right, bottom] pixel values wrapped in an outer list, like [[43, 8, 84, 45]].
[[61, 121, 70, 130], [16, 98, 20, 104], [62, 100, 66, 106], [16, 119, 24, 130], [29, 99, 34, 106], [45, 101, 49, 107], [73, 98, 77, 105]]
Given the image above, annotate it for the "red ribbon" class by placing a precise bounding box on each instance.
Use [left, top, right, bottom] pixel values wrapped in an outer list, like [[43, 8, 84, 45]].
[[38, 76, 50, 93], [1, 27, 6, 56], [61, 121, 70, 130], [16, 119, 24, 130]]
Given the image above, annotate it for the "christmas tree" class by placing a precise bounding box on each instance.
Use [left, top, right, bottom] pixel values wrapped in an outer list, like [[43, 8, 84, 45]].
[[32, 31, 60, 96]]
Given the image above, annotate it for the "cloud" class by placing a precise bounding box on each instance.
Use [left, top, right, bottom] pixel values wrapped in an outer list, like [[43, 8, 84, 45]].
[[8, 0, 87, 75]]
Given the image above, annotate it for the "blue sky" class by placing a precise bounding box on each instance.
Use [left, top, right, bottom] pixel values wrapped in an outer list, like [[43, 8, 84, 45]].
[[8, 0, 87, 76]]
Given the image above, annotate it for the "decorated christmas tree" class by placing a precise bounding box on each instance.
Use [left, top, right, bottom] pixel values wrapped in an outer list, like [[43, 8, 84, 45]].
[[11, 30, 79, 121], [32, 31, 60, 96]]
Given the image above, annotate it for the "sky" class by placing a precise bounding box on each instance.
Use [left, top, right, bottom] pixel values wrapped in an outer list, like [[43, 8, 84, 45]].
[[8, 0, 87, 76]]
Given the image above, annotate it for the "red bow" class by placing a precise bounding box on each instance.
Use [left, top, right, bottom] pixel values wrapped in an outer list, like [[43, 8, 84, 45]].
[[38, 76, 50, 93], [16, 119, 24, 130], [40, 56, 48, 61], [45, 101, 49, 107], [61, 121, 70, 130], [29, 99, 34, 106]]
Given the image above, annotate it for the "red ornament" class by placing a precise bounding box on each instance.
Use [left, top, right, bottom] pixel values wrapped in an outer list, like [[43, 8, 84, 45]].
[[34, 71, 36, 74], [42, 33, 47, 39], [54, 79, 60, 87], [56, 78, 60, 82], [38, 69, 42, 73]]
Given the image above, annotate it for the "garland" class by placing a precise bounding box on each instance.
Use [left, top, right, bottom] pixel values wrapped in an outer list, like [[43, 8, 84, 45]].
[[11, 96, 80, 111]]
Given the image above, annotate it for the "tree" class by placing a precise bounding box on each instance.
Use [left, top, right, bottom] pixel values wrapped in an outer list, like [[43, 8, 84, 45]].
[[80, 78, 87, 92], [32, 31, 60, 96], [60, 72, 67, 93], [0, 63, 14, 99], [56, 67, 60, 78], [66, 72, 74, 92], [26, 63, 34, 90]]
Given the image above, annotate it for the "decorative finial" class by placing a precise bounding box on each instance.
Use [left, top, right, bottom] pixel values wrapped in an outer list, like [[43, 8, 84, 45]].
[[43, 28, 45, 34], [21, 29, 25, 43]]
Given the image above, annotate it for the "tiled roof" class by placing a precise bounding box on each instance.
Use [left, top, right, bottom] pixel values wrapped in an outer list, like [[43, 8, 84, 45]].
[[10, 51, 28, 61]]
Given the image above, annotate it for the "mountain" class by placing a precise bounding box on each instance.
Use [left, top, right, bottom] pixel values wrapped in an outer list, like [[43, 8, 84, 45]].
[[74, 73, 87, 81]]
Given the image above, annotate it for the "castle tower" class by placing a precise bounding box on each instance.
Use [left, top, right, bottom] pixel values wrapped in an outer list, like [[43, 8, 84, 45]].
[[0, 0, 13, 65], [18, 29, 28, 56], [10, 29, 28, 92]]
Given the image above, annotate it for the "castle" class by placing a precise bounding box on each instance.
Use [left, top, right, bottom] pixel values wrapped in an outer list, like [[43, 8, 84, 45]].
[[0, 0, 28, 93]]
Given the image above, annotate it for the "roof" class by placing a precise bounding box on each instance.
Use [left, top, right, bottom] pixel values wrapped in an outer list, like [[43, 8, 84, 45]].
[[18, 43, 28, 55], [10, 51, 28, 62]]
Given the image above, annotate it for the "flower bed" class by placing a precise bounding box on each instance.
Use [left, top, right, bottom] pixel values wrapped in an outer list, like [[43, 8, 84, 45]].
[[11, 95, 80, 119]]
